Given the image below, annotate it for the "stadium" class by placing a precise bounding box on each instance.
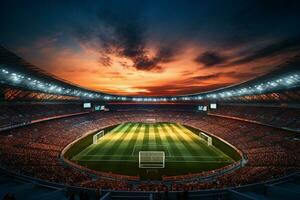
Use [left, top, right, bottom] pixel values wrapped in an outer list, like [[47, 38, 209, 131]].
[[0, 1, 300, 200]]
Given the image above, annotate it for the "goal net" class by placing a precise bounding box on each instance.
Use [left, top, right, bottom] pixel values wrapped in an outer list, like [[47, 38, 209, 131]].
[[139, 151, 165, 168], [93, 130, 104, 144], [199, 132, 212, 146]]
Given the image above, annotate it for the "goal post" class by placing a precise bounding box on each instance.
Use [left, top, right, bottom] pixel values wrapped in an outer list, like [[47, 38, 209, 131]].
[[139, 151, 165, 168], [93, 130, 104, 144], [199, 132, 212, 146], [146, 118, 156, 123]]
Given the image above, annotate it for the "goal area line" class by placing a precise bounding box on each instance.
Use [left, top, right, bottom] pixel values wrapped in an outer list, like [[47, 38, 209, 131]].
[[75, 154, 225, 158], [73, 159, 232, 163], [131, 144, 172, 157]]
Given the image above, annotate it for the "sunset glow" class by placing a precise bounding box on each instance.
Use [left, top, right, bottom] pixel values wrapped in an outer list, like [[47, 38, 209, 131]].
[[1, 0, 299, 96]]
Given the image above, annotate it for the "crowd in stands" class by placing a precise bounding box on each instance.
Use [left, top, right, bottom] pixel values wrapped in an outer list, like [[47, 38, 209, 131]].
[[209, 104, 300, 132], [0, 104, 299, 192], [0, 103, 86, 130]]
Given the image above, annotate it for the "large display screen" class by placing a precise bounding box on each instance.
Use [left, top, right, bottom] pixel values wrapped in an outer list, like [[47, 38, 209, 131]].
[[210, 103, 217, 109], [83, 103, 91, 108], [95, 105, 105, 111], [198, 105, 208, 111]]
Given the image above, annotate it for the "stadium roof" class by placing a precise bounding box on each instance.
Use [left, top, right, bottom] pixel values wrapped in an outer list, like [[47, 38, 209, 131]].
[[0, 46, 300, 102]]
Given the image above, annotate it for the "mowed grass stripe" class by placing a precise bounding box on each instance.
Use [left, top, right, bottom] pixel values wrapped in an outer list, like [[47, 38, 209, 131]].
[[75, 123, 130, 160], [143, 124, 150, 151], [155, 123, 174, 160], [111, 123, 140, 160], [121, 123, 142, 158], [102, 123, 137, 158], [153, 124, 163, 146], [174, 123, 212, 155], [133, 124, 146, 155], [160, 123, 186, 162], [171, 124, 209, 153], [148, 124, 157, 145], [74, 123, 128, 158], [163, 123, 198, 161], [171, 124, 222, 161], [162, 123, 189, 153], [73, 122, 236, 177], [175, 124, 232, 160], [175, 123, 218, 156], [86, 123, 135, 158]]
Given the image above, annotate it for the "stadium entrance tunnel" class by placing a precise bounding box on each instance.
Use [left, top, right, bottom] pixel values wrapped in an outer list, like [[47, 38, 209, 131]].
[[62, 122, 244, 181]]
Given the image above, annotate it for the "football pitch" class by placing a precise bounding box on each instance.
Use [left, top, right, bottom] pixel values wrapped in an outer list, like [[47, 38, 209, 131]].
[[71, 122, 235, 180]]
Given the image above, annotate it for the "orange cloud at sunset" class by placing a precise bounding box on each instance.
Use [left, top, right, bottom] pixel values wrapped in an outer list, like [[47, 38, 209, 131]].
[[2, 0, 300, 96], [15, 38, 298, 97]]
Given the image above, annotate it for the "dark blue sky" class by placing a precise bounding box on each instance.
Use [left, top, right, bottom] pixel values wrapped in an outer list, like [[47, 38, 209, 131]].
[[1, 0, 300, 96]]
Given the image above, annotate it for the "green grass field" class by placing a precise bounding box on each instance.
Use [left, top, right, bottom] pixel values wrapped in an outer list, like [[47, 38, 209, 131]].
[[71, 122, 235, 180]]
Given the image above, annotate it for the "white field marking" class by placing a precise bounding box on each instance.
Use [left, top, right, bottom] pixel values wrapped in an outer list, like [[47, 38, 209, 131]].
[[168, 123, 228, 161], [176, 124, 224, 157], [149, 124, 156, 144], [116, 123, 139, 156], [176, 124, 220, 152], [149, 125, 172, 156], [105, 123, 132, 142], [131, 144, 137, 157], [75, 154, 231, 163], [109, 123, 138, 160], [165, 124, 189, 147], [176, 124, 210, 145], [131, 124, 146, 156], [171, 124, 206, 151], [76, 154, 224, 158], [95, 123, 128, 146], [157, 124, 174, 157], [75, 124, 125, 157], [177, 124, 206, 142], [177, 124, 234, 161], [162, 124, 186, 152], [177, 124, 215, 149], [76, 159, 137, 162], [165, 146, 171, 157], [135, 143, 165, 146], [152, 124, 164, 150], [75, 159, 232, 163], [163, 160, 233, 163], [80, 123, 131, 157], [131, 144, 172, 157]]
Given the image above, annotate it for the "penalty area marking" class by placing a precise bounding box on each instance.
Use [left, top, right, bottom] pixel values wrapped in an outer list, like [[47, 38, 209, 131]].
[[77, 154, 224, 158], [131, 144, 171, 157], [74, 158, 232, 163], [74, 154, 229, 163]]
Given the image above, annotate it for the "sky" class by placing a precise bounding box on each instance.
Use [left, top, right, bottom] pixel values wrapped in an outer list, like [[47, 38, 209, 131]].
[[1, 0, 300, 96]]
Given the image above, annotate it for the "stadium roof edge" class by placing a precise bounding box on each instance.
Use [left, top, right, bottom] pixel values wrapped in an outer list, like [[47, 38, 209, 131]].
[[0, 45, 300, 101]]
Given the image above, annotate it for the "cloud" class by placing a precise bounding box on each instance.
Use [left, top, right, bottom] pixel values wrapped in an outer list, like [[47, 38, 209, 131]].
[[133, 45, 178, 71], [225, 36, 300, 67], [194, 51, 227, 67], [194, 36, 300, 70], [129, 71, 259, 96], [192, 73, 222, 81], [132, 83, 231, 96], [74, 7, 180, 72], [192, 71, 258, 82], [5, 0, 300, 96]]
